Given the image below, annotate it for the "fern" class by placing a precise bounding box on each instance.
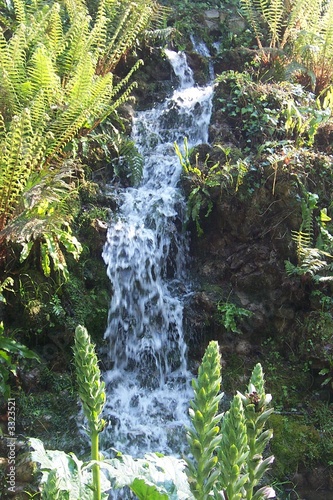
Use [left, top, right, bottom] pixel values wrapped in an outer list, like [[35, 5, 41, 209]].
[[2, 163, 82, 279], [12, 0, 26, 25], [241, 0, 333, 82], [0, 27, 25, 116], [291, 229, 313, 264], [44, 2, 64, 56], [28, 45, 61, 103], [112, 135, 144, 186], [240, 0, 264, 50], [0, 109, 44, 230], [0, 0, 166, 276], [289, 189, 333, 279], [265, 0, 284, 49]]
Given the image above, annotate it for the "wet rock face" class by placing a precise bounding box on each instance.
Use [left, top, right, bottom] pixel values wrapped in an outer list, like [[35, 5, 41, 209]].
[[183, 164, 309, 353]]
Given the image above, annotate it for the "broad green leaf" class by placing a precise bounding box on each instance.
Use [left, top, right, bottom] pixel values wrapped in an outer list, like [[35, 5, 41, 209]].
[[130, 478, 169, 499]]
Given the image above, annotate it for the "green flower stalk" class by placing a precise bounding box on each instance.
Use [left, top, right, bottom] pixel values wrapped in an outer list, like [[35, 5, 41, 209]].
[[237, 363, 275, 500], [73, 324, 106, 500], [218, 393, 249, 500], [185, 340, 223, 499]]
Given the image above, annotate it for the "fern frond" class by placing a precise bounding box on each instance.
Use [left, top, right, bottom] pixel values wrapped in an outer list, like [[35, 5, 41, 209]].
[[100, 2, 134, 72], [7, 24, 27, 88], [143, 27, 175, 45], [265, 0, 284, 48], [148, 1, 171, 29], [316, 0, 333, 87], [62, 0, 87, 23], [28, 45, 61, 103], [87, 0, 108, 56], [46, 106, 89, 161], [0, 112, 5, 142], [28, 91, 50, 132], [291, 229, 312, 262], [44, 2, 64, 57], [112, 135, 144, 185], [65, 53, 95, 104], [285, 259, 299, 276], [240, 0, 264, 49], [113, 58, 143, 95], [0, 25, 27, 114], [86, 60, 143, 129], [12, 0, 26, 25], [0, 108, 43, 228], [301, 247, 330, 276], [100, 0, 155, 73], [57, 10, 90, 78]]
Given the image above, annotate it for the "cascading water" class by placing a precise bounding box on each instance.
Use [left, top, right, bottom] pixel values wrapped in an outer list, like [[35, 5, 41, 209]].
[[101, 49, 214, 459]]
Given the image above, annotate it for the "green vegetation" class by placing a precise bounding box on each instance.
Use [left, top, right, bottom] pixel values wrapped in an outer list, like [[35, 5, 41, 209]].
[[0, 0, 164, 282], [1, 0, 333, 497], [240, 0, 333, 92], [216, 299, 253, 334], [175, 137, 247, 235], [30, 334, 274, 499], [73, 325, 106, 500]]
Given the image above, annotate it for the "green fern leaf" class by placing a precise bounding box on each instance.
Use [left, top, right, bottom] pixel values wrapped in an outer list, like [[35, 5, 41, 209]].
[[0, 108, 41, 228], [28, 45, 61, 102], [12, 0, 26, 25]]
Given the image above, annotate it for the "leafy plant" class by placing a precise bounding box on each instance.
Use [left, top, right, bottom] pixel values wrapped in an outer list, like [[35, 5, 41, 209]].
[[186, 340, 275, 499], [217, 393, 249, 499], [0, 321, 40, 398], [73, 325, 106, 500], [31, 324, 192, 499], [185, 340, 223, 498], [175, 137, 246, 235], [238, 363, 275, 499], [285, 189, 333, 280], [30, 331, 275, 499], [30, 436, 192, 499], [215, 72, 330, 149], [73, 127, 144, 186], [217, 300, 253, 334], [240, 0, 333, 92], [0, 275, 14, 304], [0, 0, 164, 278], [282, 92, 331, 146]]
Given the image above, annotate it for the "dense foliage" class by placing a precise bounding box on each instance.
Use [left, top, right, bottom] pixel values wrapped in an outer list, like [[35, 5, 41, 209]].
[[1, 0, 333, 497], [31, 333, 274, 499]]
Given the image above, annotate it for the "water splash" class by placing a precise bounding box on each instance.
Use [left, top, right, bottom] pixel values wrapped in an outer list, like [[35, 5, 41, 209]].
[[101, 50, 213, 458]]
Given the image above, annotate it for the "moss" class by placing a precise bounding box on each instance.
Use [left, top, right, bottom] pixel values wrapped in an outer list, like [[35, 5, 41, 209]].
[[61, 262, 109, 341], [270, 413, 321, 479], [16, 368, 84, 454]]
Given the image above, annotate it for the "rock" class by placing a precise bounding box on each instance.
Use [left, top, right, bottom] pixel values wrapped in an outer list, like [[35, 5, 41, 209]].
[[306, 466, 329, 490], [235, 340, 252, 355], [205, 9, 220, 20], [204, 9, 220, 30], [17, 367, 41, 392], [228, 16, 246, 34], [16, 456, 37, 483]]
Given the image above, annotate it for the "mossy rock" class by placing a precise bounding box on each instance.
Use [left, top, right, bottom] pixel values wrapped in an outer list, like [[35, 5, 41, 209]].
[[270, 413, 321, 479]]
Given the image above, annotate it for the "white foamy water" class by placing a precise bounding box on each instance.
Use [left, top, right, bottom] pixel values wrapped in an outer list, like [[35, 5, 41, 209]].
[[101, 49, 214, 459]]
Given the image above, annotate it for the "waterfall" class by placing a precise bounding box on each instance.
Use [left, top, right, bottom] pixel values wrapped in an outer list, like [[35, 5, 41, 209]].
[[101, 49, 214, 459]]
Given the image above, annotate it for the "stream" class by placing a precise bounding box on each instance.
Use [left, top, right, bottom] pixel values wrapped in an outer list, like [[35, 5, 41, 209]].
[[100, 49, 214, 460]]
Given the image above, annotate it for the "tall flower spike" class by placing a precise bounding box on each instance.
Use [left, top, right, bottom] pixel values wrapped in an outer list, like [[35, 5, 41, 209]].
[[237, 363, 275, 500], [73, 324, 106, 500], [218, 393, 249, 500], [185, 340, 223, 499], [73, 324, 106, 434]]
